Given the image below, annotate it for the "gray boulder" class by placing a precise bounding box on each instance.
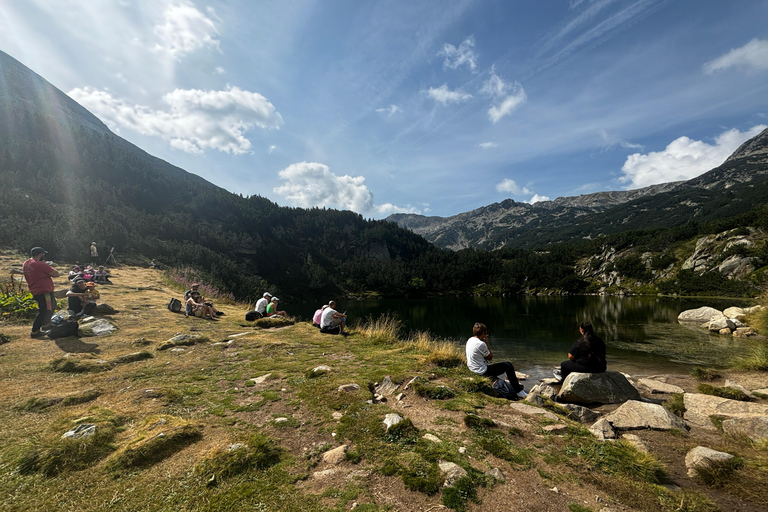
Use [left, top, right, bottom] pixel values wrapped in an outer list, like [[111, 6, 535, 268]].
[[589, 418, 616, 440], [383, 413, 403, 430], [721, 416, 768, 442], [677, 306, 723, 323], [438, 461, 467, 487], [78, 318, 118, 337], [717, 255, 757, 279], [603, 400, 687, 431], [685, 446, 734, 478], [558, 371, 640, 404], [561, 403, 600, 424], [374, 376, 399, 396], [684, 393, 768, 430]]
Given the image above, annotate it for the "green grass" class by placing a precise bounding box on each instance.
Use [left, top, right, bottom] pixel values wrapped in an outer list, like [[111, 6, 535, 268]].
[[730, 344, 768, 371], [696, 384, 752, 401], [693, 457, 746, 488], [195, 432, 283, 485], [567, 439, 669, 485], [689, 367, 722, 381], [413, 381, 456, 400], [663, 393, 686, 417]]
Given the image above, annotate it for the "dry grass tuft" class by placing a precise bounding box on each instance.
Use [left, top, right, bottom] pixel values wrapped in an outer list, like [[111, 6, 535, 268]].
[[356, 312, 402, 342], [410, 330, 464, 368]]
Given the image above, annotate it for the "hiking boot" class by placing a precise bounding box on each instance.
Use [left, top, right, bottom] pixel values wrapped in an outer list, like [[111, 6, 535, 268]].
[[30, 331, 46, 339], [553, 369, 563, 382], [516, 389, 528, 399]]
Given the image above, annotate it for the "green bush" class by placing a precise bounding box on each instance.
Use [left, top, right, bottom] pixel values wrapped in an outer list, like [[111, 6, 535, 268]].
[[442, 476, 480, 512]]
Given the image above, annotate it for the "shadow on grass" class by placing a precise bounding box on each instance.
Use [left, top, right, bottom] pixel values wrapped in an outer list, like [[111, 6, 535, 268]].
[[54, 337, 100, 353]]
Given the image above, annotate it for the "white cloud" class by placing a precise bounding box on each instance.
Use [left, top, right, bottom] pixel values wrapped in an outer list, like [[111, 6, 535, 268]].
[[526, 194, 550, 204], [619, 125, 767, 189], [69, 85, 284, 154], [600, 130, 643, 150], [426, 84, 472, 105], [704, 38, 768, 74], [273, 162, 419, 215], [215, 66, 225, 74], [478, 142, 497, 149], [153, 0, 220, 59], [481, 67, 526, 123], [496, 179, 531, 195], [437, 36, 478, 71], [267, 145, 277, 154], [376, 104, 402, 116]]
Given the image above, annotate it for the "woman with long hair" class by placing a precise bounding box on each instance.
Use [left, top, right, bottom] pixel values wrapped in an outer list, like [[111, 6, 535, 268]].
[[554, 322, 607, 381]]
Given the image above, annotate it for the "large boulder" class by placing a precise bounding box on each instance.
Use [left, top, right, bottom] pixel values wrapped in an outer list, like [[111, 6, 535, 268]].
[[677, 306, 724, 323], [603, 400, 688, 431], [683, 393, 768, 430], [558, 371, 640, 404], [717, 255, 757, 279]]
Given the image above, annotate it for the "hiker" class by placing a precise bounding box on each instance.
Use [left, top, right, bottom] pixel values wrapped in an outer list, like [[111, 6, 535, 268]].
[[254, 292, 272, 318], [320, 300, 347, 334], [190, 289, 225, 317], [465, 322, 527, 399], [93, 265, 112, 284], [67, 278, 95, 316], [312, 304, 328, 328], [186, 293, 216, 320], [90, 242, 98, 264], [266, 296, 288, 318], [22, 247, 60, 338], [554, 322, 607, 382]]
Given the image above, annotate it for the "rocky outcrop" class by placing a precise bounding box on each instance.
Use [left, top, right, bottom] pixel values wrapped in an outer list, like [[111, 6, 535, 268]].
[[558, 371, 640, 404], [603, 400, 688, 431]]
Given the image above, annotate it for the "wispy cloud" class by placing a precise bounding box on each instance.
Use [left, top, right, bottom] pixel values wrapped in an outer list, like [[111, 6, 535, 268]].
[[426, 84, 473, 105], [704, 38, 768, 74], [153, 0, 220, 59], [437, 36, 478, 71], [600, 129, 643, 150], [376, 104, 403, 116], [273, 162, 419, 214], [478, 141, 497, 149], [496, 179, 531, 195], [69, 85, 283, 154], [481, 67, 526, 123], [267, 145, 277, 154], [619, 125, 766, 189]]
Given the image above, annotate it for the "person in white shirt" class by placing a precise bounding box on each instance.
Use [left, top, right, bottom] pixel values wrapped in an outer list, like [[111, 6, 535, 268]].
[[465, 322, 526, 399], [320, 300, 347, 334], [254, 292, 271, 317]]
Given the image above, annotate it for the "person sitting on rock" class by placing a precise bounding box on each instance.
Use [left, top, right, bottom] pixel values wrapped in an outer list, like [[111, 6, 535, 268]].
[[266, 297, 288, 318], [554, 322, 607, 382], [67, 277, 96, 317], [465, 322, 527, 399]]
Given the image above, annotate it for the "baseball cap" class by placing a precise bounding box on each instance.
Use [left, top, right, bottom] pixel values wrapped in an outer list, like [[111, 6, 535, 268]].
[[263, 292, 272, 298], [31, 247, 47, 256]]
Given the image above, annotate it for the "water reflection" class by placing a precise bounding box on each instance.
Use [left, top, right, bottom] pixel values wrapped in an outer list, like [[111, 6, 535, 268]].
[[295, 296, 757, 374]]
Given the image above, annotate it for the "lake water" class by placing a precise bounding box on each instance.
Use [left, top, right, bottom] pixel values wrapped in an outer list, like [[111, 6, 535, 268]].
[[293, 295, 758, 380]]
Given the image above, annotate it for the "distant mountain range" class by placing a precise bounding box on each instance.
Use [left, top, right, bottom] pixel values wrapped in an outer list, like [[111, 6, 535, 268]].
[[388, 128, 768, 250]]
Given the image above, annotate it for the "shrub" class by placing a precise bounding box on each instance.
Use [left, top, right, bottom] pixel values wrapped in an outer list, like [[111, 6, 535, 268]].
[[356, 312, 402, 343], [568, 439, 668, 485], [463, 414, 496, 430], [384, 418, 420, 445], [442, 476, 480, 512], [401, 456, 442, 495]]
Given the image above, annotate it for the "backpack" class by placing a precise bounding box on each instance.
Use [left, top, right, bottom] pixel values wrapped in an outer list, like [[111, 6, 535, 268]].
[[168, 298, 182, 313], [245, 310, 261, 322], [47, 320, 80, 339], [492, 378, 517, 400]]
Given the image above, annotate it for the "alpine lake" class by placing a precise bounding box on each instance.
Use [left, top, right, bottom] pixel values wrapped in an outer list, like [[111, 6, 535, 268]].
[[294, 295, 760, 382]]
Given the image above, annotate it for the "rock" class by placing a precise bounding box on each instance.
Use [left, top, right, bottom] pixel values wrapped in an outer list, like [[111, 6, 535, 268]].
[[383, 413, 402, 430], [169, 347, 186, 352], [112, 351, 153, 365], [422, 433, 441, 443], [274, 417, 288, 423], [753, 388, 768, 395], [723, 380, 756, 399], [515, 372, 530, 381], [723, 307, 746, 319], [92, 303, 116, 315], [721, 416, 768, 442], [524, 393, 547, 407], [508, 402, 558, 421], [561, 403, 600, 424], [62, 423, 96, 440], [558, 371, 641, 404], [486, 467, 505, 483], [312, 468, 337, 480], [685, 446, 734, 478], [707, 316, 730, 332], [718, 327, 732, 335], [637, 378, 685, 395], [396, 393, 405, 402], [322, 444, 348, 465], [332, 412, 344, 420], [458, 447, 466, 454], [677, 306, 724, 323], [733, 328, 755, 338], [250, 373, 272, 384], [403, 376, 421, 390], [438, 461, 467, 487], [589, 418, 616, 440], [338, 384, 360, 393], [717, 255, 757, 279], [228, 443, 245, 451], [528, 383, 558, 399], [603, 400, 687, 431], [683, 393, 768, 430], [312, 365, 332, 373], [78, 318, 118, 337], [621, 433, 649, 453], [543, 424, 568, 434], [374, 376, 399, 396]]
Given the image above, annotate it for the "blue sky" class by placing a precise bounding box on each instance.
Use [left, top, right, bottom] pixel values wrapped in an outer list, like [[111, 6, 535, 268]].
[[1, 0, 767, 218]]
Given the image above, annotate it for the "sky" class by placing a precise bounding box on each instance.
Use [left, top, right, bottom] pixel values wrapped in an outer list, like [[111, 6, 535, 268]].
[[1, 0, 767, 218]]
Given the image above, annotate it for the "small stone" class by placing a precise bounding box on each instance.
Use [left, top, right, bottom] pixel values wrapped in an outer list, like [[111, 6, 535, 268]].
[[169, 347, 186, 352], [422, 433, 441, 443], [515, 372, 530, 381], [313, 365, 332, 373], [312, 468, 337, 480], [338, 384, 360, 393], [589, 418, 616, 440], [395, 393, 405, 401], [383, 413, 403, 430], [322, 444, 348, 465], [458, 447, 466, 454], [274, 417, 288, 423], [438, 461, 467, 487], [543, 424, 568, 434], [62, 423, 97, 440], [250, 373, 272, 384], [486, 467, 504, 482], [403, 377, 420, 390], [228, 443, 245, 451], [550, 487, 559, 493], [719, 327, 732, 335], [685, 446, 734, 478], [332, 412, 344, 420], [374, 375, 399, 396]]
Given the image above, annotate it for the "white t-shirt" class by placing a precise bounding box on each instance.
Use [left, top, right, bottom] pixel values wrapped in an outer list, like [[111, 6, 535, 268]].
[[255, 297, 268, 314], [466, 336, 490, 375], [320, 307, 337, 328]]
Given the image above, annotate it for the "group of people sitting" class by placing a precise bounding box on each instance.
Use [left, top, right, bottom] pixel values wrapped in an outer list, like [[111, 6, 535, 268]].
[[68, 264, 112, 284], [252, 292, 288, 319], [184, 284, 225, 320], [465, 321, 607, 400], [311, 301, 348, 335]]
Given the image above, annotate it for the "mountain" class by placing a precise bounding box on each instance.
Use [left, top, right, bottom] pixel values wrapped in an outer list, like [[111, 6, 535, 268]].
[[0, 49, 438, 301], [388, 128, 768, 251]]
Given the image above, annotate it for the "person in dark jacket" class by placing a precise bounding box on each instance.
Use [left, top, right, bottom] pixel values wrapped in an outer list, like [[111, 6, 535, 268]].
[[554, 322, 607, 381]]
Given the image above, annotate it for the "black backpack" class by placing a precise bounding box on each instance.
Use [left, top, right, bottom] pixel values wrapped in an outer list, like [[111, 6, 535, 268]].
[[168, 298, 182, 313], [492, 378, 518, 400], [245, 310, 262, 321], [47, 320, 80, 339]]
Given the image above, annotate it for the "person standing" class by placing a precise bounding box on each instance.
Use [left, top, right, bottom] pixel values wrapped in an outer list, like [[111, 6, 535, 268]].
[[465, 322, 527, 399], [554, 322, 607, 381], [89, 242, 98, 264], [22, 247, 60, 338]]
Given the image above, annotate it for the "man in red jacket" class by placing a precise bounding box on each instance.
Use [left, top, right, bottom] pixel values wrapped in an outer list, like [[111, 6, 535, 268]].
[[22, 247, 60, 338]]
